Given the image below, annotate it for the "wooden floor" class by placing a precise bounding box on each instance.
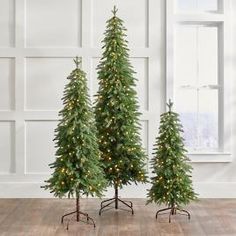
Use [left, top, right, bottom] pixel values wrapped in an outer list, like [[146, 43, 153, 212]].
[[0, 199, 236, 236]]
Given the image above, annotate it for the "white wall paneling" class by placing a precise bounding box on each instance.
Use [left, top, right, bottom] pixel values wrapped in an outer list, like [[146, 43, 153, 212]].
[[0, 0, 161, 197], [25, 57, 74, 110], [0, 0, 15, 47], [25, 0, 82, 48], [0, 121, 15, 174], [140, 120, 149, 172], [0, 58, 15, 110], [0, 0, 235, 197], [25, 121, 57, 174], [132, 58, 149, 111], [91, 57, 100, 99]]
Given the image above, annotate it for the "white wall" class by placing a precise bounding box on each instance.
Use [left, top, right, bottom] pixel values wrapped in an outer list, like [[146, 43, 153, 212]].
[[0, 0, 235, 198]]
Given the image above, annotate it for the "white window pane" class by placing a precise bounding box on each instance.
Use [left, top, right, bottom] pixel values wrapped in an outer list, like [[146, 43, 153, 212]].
[[175, 89, 198, 149], [197, 0, 218, 12], [175, 89, 197, 113], [175, 88, 219, 151], [175, 24, 219, 87], [199, 26, 218, 85], [198, 90, 219, 150], [177, 0, 197, 11], [174, 25, 198, 86], [180, 111, 198, 149], [177, 0, 218, 12]]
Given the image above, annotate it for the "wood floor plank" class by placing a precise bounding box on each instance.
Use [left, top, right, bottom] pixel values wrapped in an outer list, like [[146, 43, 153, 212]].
[[0, 199, 236, 236]]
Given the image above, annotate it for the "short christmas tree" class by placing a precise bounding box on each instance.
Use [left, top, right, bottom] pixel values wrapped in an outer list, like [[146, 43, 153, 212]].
[[43, 57, 107, 229], [95, 6, 148, 215], [147, 100, 197, 222]]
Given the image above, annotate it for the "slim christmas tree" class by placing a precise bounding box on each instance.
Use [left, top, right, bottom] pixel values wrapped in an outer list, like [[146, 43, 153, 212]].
[[43, 57, 107, 229], [147, 100, 197, 222], [95, 6, 148, 215]]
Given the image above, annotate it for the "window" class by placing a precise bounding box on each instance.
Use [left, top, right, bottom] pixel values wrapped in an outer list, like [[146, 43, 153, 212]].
[[176, 0, 219, 13], [166, 0, 231, 160], [175, 23, 220, 151]]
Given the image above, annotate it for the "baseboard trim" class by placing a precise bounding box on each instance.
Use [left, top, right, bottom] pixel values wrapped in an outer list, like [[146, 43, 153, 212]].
[[0, 182, 236, 198]]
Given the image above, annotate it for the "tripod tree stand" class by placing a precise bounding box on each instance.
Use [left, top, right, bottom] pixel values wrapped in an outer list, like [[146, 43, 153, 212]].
[[42, 57, 107, 229], [99, 184, 134, 215], [61, 195, 96, 229], [147, 100, 198, 222], [95, 6, 148, 216]]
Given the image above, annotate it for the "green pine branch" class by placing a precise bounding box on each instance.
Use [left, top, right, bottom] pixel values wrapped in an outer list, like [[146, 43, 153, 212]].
[[147, 100, 198, 208], [95, 7, 148, 188], [42, 58, 107, 198]]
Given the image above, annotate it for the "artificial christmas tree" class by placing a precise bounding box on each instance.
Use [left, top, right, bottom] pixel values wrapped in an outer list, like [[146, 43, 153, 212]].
[[95, 6, 148, 215], [147, 100, 197, 222], [43, 57, 107, 229]]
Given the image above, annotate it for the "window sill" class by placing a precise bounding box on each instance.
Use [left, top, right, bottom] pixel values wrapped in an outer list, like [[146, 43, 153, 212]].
[[187, 152, 232, 163]]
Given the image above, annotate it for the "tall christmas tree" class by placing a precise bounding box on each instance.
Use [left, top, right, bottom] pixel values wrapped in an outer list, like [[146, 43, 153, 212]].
[[95, 6, 148, 215], [147, 100, 197, 222], [43, 57, 107, 229]]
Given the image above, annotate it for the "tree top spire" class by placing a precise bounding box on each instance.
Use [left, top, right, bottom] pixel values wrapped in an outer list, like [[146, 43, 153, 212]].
[[167, 99, 173, 112], [112, 5, 118, 16], [73, 56, 81, 69]]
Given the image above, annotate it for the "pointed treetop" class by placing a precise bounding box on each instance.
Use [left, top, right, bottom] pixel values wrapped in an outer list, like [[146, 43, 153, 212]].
[[112, 5, 118, 16], [167, 99, 173, 112], [73, 56, 81, 69]]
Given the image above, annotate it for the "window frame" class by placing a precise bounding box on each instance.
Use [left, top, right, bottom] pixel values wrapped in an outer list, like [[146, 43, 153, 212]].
[[166, 0, 232, 162]]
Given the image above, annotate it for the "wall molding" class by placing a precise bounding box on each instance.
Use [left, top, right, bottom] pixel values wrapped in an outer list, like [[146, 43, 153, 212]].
[[0, 182, 235, 198]]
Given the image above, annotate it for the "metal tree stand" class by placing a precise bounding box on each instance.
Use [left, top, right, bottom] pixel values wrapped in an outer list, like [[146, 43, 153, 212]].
[[61, 197, 96, 230], [99, 185, 134, 215], [155, 205, 191, 223]]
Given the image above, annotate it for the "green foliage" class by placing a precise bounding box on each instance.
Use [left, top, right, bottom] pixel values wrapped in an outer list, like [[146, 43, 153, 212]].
[[94, 6, 148, 187], [43, 57, 107, 198], [147, 100, 197, 207]]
